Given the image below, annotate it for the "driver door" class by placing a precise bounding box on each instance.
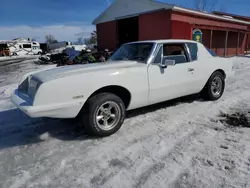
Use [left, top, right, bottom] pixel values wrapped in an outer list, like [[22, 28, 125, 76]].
[[148, 43, 196, 105]]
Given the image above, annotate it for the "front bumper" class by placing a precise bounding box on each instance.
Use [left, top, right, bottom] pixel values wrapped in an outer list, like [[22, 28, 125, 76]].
[[11, 89, 85, 118]]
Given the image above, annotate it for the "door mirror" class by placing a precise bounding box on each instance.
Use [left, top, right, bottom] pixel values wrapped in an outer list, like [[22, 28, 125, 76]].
[[159, 58, 176, 68]]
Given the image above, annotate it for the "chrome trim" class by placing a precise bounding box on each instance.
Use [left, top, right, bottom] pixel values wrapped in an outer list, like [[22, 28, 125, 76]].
[[184, 43, 192, 62], [95, 101, 121, 131], [160, 44, 163, 64], [147, 43, 158, 64], [211, 76, 223, 97], [148, 44, 162, 65]]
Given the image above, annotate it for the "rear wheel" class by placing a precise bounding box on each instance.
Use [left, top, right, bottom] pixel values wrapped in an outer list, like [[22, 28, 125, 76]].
[[81, 93, 126, 137], [202, 71, 225, 101]]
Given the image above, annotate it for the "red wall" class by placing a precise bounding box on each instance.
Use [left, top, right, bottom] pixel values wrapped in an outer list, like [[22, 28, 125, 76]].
[[240, 33, 247, 54], [171, 21, 192, 39], [200, 29, 211, 49], [139, 10, 171, 40], [211, 30, 226, 57], [246, 34, 250, 52], [225, 32, 237, 56], [96, 21, 117, 51]]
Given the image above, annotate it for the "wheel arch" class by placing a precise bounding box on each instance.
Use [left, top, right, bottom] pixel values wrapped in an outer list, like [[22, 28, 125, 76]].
[[214, 69, 226, 79], [79, 85, 132, 116], [201, 69, 226, 93]]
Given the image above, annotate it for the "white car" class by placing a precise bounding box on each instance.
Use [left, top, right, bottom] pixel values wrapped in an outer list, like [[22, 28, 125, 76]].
[[11, 40, 232, 137]]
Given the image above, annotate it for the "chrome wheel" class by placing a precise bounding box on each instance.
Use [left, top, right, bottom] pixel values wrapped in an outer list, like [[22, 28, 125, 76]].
[[211, 76, 223, 97], [95, 101, 121, 131]]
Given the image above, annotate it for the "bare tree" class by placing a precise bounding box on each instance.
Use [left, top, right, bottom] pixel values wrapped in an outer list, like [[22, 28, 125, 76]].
[[77, 36, 84, 45], [45, 34, 58, 44], [84, 30, 97, 45], [195, 0, 219, 12]]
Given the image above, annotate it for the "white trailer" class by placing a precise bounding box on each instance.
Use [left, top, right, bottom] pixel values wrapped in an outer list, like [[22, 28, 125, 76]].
[[6, 38, 42, 56]]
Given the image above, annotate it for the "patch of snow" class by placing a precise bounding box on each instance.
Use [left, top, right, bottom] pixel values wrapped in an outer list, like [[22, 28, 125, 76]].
[[39, 132, 50, 141], [1, 56, 250, 187]]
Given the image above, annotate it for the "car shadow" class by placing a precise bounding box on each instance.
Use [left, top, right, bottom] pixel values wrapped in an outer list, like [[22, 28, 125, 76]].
[[0, 94, 202, 150]]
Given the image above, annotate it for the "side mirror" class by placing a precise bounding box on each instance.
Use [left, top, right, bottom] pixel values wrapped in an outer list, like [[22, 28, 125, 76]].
[[159, 58, 176, 68]]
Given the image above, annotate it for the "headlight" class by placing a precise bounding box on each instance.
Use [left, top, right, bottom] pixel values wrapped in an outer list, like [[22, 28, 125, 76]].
[[27, 76, 42, 99]]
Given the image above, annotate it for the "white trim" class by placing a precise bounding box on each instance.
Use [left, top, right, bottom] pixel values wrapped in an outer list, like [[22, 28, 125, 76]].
[[173, 6, 250, 25]]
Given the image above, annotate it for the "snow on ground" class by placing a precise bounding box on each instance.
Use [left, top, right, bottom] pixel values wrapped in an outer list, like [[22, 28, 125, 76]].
[[0, 61, 56, 112], [0, 55, 39, 62], [1, 57, 250, 188]]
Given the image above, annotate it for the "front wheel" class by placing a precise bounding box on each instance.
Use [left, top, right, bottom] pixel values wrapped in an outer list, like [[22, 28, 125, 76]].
[[81, 93, 126, 137], [201, 71, 225, 101]]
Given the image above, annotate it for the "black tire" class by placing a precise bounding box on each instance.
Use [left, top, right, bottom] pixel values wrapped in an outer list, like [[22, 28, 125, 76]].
[[81, 93, 126, 137], [201, 71, 225, 101]]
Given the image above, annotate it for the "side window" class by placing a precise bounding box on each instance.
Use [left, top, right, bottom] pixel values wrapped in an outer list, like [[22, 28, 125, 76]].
[[187, 43, 198, 61], [162, 43, 188, 64], [153, 46, 162, 64]]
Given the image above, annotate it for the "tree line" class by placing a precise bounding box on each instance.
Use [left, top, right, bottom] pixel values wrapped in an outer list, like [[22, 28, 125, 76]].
[[45, 30, 97, 45]]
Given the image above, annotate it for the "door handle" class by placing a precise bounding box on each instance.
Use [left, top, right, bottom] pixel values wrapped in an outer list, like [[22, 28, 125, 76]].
[[188, 68, 194, 72]]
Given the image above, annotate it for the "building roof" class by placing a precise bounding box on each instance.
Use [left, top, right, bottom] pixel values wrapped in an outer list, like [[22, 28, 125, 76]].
[[93, 0, 250, 25], [92, 0, 173, 24], [212, 11, 250, 22]]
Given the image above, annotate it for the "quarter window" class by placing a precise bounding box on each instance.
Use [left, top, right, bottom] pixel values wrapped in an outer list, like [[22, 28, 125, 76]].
[[187, 43, 198, 61]]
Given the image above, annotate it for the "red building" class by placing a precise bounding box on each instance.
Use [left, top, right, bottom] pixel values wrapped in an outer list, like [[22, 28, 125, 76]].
[[93, 0, 250, 57]]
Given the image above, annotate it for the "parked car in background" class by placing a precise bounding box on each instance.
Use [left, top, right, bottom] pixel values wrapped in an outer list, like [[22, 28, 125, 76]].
[[11, 40, 233, 137]]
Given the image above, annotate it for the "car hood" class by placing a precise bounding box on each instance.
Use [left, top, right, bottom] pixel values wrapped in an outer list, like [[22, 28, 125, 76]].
[[33, 61, 142, 82]]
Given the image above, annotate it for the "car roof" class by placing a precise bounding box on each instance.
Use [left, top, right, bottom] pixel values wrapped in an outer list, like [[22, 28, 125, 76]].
[[127, 39, 199, 44]]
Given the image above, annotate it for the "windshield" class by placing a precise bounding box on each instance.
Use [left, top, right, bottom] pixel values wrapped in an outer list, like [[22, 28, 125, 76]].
[[109, 43, 154, 63]]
